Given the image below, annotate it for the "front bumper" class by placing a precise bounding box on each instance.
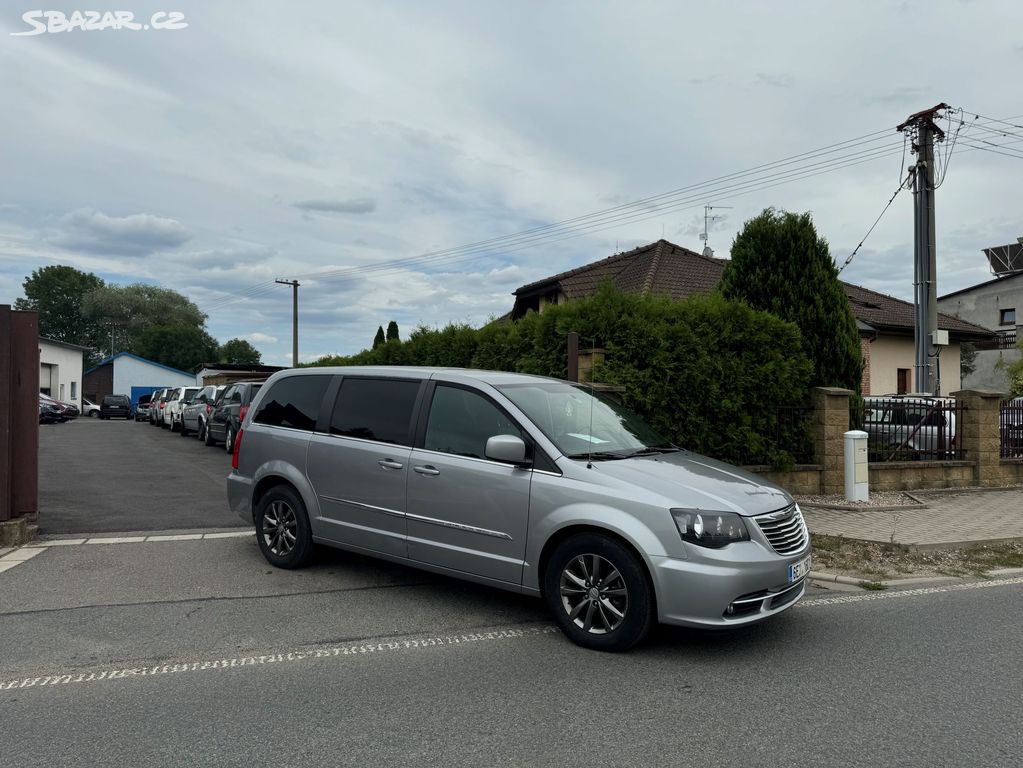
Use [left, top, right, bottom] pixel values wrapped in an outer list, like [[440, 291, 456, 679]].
[[650, 540, 810, 628]]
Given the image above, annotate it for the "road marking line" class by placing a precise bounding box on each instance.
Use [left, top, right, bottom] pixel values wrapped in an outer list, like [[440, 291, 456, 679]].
[[146, 534, 203, 542], [32, 539, 87, 547], [0, 561, 23, 574], [797, 574, 1023, 607], [0, 547, 47, 562], [85, 537, 148, 545], [202, 531, 253, 539], [0, 625, 562, 692]]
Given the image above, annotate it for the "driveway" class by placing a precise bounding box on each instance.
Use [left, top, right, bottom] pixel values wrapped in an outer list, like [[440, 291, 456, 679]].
[[38, 416, 245, 534]]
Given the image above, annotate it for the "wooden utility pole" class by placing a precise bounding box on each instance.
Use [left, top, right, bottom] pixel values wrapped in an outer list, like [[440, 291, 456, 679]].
[[897, 103, 947, 394], [275, 279, 300, 367]]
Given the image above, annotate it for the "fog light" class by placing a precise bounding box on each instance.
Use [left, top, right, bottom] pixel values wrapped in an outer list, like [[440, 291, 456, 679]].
[[725, 603, 736, 615]]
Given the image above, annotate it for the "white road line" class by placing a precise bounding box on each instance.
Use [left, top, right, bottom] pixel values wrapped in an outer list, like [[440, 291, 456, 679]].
[[202, 531, 253, 539], [0, 626, 563, 692], [797, 574, 1023, 607], [0, 547, 47, 562], [85, 537, 148, 545], [146, 534, 203, 542], [3, 577, 1022, 693], [0, 561, 23, 574], [33, 539, 87, 547]]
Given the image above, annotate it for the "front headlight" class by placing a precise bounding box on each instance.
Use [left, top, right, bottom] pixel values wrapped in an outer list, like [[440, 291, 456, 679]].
[[671, 509, 750, 549]]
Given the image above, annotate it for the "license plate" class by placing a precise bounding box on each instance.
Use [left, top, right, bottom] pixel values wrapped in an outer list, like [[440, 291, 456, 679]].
[[788, 554, 812, 583]]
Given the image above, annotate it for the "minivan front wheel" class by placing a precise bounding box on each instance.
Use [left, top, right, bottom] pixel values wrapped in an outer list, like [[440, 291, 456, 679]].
[[255, 486, 312, 569], [544, 533, 653, 652]]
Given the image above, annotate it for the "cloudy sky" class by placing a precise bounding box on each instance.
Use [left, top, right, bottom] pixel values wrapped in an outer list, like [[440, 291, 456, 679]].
[[2, 1, 1022, 364]]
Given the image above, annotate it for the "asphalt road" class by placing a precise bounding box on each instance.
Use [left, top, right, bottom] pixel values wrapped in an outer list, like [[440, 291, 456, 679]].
[[1, 537, 1021, 767], [38, 415, 243, 534]]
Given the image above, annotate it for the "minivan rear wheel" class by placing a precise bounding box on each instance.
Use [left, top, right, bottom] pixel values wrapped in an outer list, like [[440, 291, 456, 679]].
[[543, 533, 653, 652], [255, 486, 312, 569]]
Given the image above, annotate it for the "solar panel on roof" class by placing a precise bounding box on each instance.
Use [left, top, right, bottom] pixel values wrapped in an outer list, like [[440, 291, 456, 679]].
[[984, 242, 1023, 276]]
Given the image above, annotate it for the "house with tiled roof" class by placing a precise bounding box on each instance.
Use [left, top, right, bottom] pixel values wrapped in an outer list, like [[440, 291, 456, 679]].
[[511, 239, 995, 395]]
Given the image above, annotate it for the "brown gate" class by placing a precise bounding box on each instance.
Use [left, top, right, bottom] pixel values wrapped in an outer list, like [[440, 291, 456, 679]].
[[0, 304, 39, 545]]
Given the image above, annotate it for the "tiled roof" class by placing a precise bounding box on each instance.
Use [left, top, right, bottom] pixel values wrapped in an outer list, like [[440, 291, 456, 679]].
[[514, 240, 723, 300], [512, 239, 996, 340], [844, 282, 994, 338]]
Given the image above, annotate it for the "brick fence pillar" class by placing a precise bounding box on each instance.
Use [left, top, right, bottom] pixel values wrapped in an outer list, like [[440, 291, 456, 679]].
[[812, 386, 853, 496], [951, 389, 1006, 487]]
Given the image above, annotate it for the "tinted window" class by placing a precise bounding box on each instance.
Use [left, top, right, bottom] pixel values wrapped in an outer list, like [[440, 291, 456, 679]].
[[225, 386, 241, 404], [330, 378, 419, 445], [424, 385, 522, 459], [253, 376, 330, 431], [246, 383, 263, 403]]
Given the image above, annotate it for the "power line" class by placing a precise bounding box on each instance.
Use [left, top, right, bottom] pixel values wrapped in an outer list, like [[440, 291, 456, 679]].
[[838, 176, 910, 275]]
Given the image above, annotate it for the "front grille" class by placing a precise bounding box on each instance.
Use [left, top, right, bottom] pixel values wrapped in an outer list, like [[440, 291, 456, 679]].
[[754, 505, 808, 555]]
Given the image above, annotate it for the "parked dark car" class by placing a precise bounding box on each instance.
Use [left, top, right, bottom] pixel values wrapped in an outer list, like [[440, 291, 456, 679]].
[[99, 394, 133, 420], [206, 380, 263, 452], [40, 394, 76, 421], [39, 399, 64, 424]]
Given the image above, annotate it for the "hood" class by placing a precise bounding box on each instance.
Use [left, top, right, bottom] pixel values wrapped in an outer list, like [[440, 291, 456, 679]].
[[586, 451, 792, 516]]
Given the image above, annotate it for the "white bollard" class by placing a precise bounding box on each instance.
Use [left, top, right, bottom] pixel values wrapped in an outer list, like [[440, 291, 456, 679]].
[[844, 430, 869, 502]]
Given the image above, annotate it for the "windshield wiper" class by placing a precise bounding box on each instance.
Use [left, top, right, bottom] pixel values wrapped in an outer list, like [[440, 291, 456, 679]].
[[565, 450, 633, 461], [625, 446, 680, 457]]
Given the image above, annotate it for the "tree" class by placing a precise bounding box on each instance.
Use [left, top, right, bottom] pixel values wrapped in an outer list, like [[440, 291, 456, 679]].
[[1003, 339, 1023, 396], [386, 320, 400, 342], [372, 326, 385, 348], [136, 325, 219, 373], [82, 283, 207, 354], [719, 209, 863, 394], [13, 265, 106, 356], [219, 338, 263, 365], [959, 341, 977, 381]]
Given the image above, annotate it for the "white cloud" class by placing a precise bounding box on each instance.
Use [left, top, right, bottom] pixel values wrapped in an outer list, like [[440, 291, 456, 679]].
[[246, 332, 278, 344], [49, 209, 191, 256]]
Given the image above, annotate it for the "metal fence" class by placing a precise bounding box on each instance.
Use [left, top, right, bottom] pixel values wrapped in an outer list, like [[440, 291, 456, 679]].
[[1001, 398, 1023, 459], [857, 397, 965, 462]]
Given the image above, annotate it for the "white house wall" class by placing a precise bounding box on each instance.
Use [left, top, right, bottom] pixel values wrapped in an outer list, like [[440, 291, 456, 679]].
[[112, 356, 196, 396], [38, 340, 84, 407]]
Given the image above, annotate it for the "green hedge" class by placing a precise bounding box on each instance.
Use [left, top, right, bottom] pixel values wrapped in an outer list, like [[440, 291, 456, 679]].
[[311, 285, 813, 468]]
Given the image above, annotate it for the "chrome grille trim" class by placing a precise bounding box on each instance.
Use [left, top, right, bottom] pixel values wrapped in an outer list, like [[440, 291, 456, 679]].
[[753, 505, 808, 555]]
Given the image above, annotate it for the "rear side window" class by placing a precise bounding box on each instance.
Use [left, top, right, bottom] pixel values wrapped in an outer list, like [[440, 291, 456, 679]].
[[330, 378, 419, 445], [253, 376, 330, 432], [225, 386, 241, 404]]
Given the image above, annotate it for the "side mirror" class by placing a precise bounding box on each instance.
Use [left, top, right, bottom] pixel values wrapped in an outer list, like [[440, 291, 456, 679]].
[[485, 434, 528, 465]]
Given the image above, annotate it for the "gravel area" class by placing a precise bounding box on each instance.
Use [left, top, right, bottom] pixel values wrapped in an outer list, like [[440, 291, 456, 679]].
[[796, 491, 920, 508]]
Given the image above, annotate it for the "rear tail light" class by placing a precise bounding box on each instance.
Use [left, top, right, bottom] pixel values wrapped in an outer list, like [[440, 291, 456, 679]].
[[205, 404, 213, 416], [231, 428, 243, 470], [160, 402, 165, 409], [239, 405, 248, 424]]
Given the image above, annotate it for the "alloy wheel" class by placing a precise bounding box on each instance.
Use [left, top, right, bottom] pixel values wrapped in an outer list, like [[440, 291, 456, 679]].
[[261, 500, 298, 557], [559, 554, 629, 635]]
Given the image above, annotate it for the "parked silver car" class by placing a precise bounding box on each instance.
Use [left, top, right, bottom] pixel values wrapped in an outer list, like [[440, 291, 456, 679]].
[[164, 386, 201, 431], [227, 367, 811, 651], [181, 384, 226, 439]]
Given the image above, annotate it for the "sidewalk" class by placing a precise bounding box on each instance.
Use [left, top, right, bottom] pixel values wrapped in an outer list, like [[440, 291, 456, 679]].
[[800, 488, 1023, 550]]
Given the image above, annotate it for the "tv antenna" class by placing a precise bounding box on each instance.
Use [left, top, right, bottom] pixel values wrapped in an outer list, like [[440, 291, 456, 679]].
[[700, 204, 732, 257]]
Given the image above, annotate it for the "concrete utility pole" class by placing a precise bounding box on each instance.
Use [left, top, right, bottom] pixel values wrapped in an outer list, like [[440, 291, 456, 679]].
[[897, 103, 948, 395], [275, 279, 300, 367]]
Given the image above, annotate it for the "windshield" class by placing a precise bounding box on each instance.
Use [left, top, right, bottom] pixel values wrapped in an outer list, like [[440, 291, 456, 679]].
[[497, 381, 672, 458]]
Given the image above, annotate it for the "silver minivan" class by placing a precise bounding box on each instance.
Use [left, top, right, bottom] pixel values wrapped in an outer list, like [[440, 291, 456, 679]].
[[228, 367, 811, 651]]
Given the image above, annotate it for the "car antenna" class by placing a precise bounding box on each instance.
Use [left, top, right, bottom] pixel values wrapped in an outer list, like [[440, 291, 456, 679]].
[[587, 335, 595, 469]]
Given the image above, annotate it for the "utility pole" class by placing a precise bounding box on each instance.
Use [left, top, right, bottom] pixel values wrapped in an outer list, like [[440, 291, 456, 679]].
[[897, 103, 948, 395], [275, 279, 300, 367]]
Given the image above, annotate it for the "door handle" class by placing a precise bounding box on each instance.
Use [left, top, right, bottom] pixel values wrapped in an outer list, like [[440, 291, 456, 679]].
[[378, 459, 404, 470], [413, 465, 440, 476]]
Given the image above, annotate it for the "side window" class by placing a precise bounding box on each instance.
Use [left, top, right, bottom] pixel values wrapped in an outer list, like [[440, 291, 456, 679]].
[[229, 387, 242, 405], [222, 386, 238, 405], [253, 376, 330, 431], [330, 378, 419, 445], [424, 385, 523, 460]]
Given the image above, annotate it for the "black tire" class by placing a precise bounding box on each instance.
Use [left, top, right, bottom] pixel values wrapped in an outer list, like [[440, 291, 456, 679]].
[[204, 423, 217, 446], [255, 485, 313, 569], [89, 411, 98, 418], [197, 420, 206, 442], [543, 533, 653, 652], [180, 419, 190, 437], [225, 426, 235, 453]]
